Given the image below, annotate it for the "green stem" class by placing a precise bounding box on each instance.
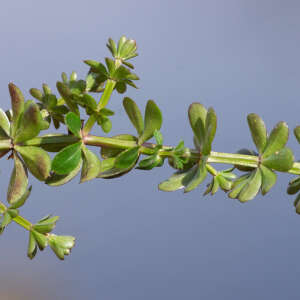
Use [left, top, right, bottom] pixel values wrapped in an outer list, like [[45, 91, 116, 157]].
[[0, 201, 32, 231], [82, 79, 116, 135], [15, 134, 300, 175]]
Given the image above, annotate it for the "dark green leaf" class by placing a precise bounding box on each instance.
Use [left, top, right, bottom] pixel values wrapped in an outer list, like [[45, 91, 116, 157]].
[[188, 103, 207, 149], [27, 232, 38, 259], [202, 107, 217, 155], [287, 177, 300, 195], [51, 142, 82, 175], [262, 147, 294, 172], [46, 158, 82, 186], [139, 100, 162, 144], [115, 146, 139, 169], [80, 147, 101, 183], [184, 160, 207, 193], [238, 168, 262, 202], [260, 165, 277, 195], [65, 112, 81, 137], [262, 121, 289, 158]]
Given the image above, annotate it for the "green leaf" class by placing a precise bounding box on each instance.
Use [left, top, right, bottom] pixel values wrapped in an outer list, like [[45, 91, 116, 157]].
[[48, 234, 75, 260], [294, 126, 300, 144], [217, 175, 233, 191], [119, 39, 137, 59], [107, 38, 117, 57], [29, 88, 43, 101], [31, 230, 48, 251], [8, 83, 24, 138], [154, 130, 163, 145], [46, 158, 82, 186], [0, 108, 10, 138], [16, 146, 51, 181], [260, 165, 277, 195], [123, 97, 144, 136], [158, 171, 187, 192], [188, 103, 207, 149], [51, 142, 82, 175], [10, 186, 32, 209], [7, 152, 28, 204], [80, 147, 101, 183], [261, 147, 294, 172], [56, 81, 79, 115], [33, 215, 59, 234], [139, 100, 162, 144], [228, 174, 250, 199], [184, 160, 207, 193], [262, 121, 289, 158], [65, 112, 81, 137], [114, 146, 139, 169], [202, 107, 217, 155], [287, 177, 300, 195], [97, 157, 135, 179], [117, 36, 127, 56], [294, 194, 300, 215], [14, 101, 43, 143], [38, 134, 78, 153], [27, 232, 38, 260], [247, 113, 267, 154], [101, 134, 137, 159], [238, 168, 262, 202]]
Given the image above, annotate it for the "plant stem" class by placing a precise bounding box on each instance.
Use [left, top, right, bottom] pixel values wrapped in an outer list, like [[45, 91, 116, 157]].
[[8, 134, 300, 175], [82, 79, 116, 135], [0, 201, 32, 231]]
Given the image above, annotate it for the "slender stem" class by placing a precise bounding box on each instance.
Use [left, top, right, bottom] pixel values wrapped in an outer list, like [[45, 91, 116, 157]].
[[0, 201, 32, 231], [82, 79, 116, 135], [14, 134, 300, 175]]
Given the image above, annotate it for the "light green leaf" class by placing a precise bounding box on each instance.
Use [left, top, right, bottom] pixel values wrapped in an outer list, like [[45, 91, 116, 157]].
[[0, 108, 10, 138], [262, 121, 289, 158], [123, 97, 144, 136], [247, 113, 267, 154]]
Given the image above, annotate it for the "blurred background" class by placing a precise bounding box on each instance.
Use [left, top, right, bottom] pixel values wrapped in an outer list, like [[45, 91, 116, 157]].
[[1, 0, 300, 299]]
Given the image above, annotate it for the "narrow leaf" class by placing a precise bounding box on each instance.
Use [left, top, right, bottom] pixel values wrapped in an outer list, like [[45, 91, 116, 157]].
[[114, 146, 139, 169], [184, 160, 207, 193], [247, 113, 267, 154], [260, 165, 277, 195], [8, 83, 24, 137], [123, 97, 144, 136], [65, 112, 81, 137], [0, 108, 10, 137], [7, 152, 28, 204], [238, 168, 262, 202], [139, 100, 162, 144], [188, 103, 207, 149], [262, 121, 289, 158], [202, 107, 217, 155], [80, 146, 101, 183]]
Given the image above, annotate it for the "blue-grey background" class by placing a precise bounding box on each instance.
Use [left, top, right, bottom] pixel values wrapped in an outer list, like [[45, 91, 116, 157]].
[[1, 0, 300, 299]]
